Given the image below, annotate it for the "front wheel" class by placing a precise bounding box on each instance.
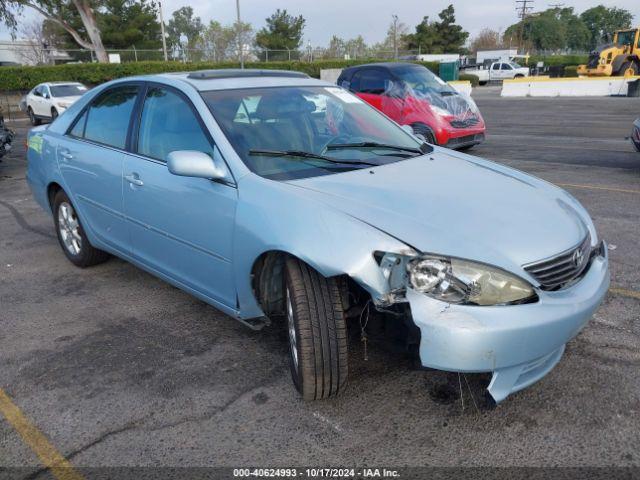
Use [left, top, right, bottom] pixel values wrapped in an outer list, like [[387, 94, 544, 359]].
[[619, 61, 639, 77], [53, 190, 109, 267], [284, 257, 348, 401], [411, 123, 436, 145], [51, 108, 59, 121]]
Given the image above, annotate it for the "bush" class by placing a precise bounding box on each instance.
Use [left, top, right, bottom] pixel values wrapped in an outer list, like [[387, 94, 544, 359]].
[[0, 59, 441, 91], [458, 73, 479, 87]]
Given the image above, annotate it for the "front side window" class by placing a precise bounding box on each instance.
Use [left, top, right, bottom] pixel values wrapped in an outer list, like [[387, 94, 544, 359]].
[[202, 86, 427, 180], [616, 30, 635, 46], [137, 86, 213, 162], [358, 70, 388, 94], [501, 63, 513, 70], [83, 85, 139, 149]]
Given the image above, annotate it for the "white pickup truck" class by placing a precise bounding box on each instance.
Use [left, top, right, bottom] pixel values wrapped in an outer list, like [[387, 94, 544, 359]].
[[464, 61, 530, 85]]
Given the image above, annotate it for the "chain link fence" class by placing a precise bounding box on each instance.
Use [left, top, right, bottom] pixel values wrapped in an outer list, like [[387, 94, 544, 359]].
[[0, 41, 426, 65]]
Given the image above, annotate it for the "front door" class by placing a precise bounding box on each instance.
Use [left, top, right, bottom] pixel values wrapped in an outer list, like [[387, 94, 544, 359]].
[[57, 84, 140, 253], [122, 84, 237, 308]]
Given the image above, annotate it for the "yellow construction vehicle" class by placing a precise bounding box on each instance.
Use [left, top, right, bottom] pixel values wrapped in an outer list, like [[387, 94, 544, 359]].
[[577, 27, 640, 77]]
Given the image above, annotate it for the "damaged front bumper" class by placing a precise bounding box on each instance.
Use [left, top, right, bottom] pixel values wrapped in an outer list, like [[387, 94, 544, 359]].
[[406, 252, 609, 403]]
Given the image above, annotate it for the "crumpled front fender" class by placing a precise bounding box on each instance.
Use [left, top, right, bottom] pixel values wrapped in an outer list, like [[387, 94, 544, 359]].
[[407, 253, 609, 403]]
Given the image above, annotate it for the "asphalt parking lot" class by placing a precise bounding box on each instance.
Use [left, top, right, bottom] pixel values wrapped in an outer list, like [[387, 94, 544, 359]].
[[1, 89, 639, 475]]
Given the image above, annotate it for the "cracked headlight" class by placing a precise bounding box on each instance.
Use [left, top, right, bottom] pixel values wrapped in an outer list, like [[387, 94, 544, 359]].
[[407, 256, 536, 306]]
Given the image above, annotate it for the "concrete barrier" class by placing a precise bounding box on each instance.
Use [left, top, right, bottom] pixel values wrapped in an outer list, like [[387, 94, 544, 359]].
[[448, 80, 472, 96], [501, 76, 640, 97]]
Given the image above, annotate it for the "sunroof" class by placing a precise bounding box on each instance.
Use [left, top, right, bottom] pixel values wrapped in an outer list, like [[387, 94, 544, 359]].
[[186, 69, 309, 80]]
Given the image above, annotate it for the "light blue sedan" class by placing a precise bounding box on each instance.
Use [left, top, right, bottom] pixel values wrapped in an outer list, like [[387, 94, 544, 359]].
[[26, 70, 609, 403]]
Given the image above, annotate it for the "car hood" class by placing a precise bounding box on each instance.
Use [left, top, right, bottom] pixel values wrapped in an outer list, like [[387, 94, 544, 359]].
[[287, 150, 589, 274]]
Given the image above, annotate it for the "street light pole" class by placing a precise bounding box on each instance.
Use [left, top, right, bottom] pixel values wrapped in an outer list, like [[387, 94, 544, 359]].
[[236, 0, 244, 69], [159, 1, 168, 61], [392, 14, 399, 60]]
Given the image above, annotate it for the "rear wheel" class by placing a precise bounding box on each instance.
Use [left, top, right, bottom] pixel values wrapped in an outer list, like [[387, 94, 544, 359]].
[[28, 107, 41, 126], [411, 123, 437, 145], [284, 257, 348, 401], [620, 61, 639, 77], [53, 190, 109, 267]]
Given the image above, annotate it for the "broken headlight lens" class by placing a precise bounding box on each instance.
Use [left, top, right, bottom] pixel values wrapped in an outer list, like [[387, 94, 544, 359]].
[[407, 256, 536, 306]]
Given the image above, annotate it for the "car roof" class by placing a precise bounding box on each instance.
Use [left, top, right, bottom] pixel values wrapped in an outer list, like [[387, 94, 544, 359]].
[[152, 69, 333, 91], [41, 81, 84, 87], [338, 62, 425, 80]]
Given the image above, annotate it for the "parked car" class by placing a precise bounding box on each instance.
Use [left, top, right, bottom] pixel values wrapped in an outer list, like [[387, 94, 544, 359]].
[[337, 63, 486, 150], [632, 117, 640, 152], [26, 70, 609, 404], [464, 61, 530, 85], [26, 82, 88, 125]]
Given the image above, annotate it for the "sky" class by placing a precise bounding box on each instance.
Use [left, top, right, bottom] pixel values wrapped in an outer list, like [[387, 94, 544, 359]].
[[1, 0, 639, 46]]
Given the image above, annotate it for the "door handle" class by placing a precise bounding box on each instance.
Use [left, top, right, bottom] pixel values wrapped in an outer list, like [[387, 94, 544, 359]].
[[59, 150, 73, 160], [125, 173, 144, 187]]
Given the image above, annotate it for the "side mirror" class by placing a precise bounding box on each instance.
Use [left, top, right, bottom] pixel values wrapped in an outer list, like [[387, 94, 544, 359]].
[[43, 93, 50, 99], [167, 150, 230, 182]]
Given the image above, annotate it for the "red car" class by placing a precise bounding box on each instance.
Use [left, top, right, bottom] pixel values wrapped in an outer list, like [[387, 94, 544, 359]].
[[337, 63, 486, 150]]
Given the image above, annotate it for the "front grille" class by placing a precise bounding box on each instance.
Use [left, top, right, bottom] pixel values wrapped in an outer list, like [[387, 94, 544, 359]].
[[524, 235, 593, 290], [450, 116, 479, 128], [445, 133, 485, 148]]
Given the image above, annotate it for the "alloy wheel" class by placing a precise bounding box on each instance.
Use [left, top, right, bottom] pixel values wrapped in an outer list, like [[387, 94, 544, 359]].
[[57, 201, 82, 255]]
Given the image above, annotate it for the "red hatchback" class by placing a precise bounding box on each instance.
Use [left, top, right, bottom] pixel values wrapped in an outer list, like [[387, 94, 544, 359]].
[[337, 63, 485, 150]]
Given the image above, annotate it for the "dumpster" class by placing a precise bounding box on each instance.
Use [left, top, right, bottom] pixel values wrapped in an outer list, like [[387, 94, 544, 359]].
[[439, 61, 459, 82]]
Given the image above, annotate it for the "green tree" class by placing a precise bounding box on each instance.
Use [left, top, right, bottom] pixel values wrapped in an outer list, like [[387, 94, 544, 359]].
[[0, 0, 109, 62], [166, 6, 202, 50], [255, 9, 305, 53], [404, 5, 468, 54], [51, 0, 161, 52], [504, 6, 604, 53], [580, 5, 634, 49]]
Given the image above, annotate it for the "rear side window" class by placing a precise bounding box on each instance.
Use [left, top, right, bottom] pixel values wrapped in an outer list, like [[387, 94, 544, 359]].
[[136, 86, 213, 162], [69, 110, 88, 138], [83, 85, 139, 149], [357, 70, 388, 94]]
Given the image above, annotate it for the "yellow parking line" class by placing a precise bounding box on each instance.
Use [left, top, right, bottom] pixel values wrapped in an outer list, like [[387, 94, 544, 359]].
[[0, 388, 84, 480], [609, 287, 640, 300], [556, 183, 640, 195]]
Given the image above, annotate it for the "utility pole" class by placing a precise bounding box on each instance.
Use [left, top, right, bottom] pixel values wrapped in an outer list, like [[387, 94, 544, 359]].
[[236, 0, 244, 68], [392, 14, 399, 59], [515, 0, 534, 54], [158, 1, 168, 61]]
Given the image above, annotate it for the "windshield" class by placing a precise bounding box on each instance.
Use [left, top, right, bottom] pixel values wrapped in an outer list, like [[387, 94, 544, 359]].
[[392, 65, 453, 94], [201, 86, 427, 180], [50, 84, 87, 97], [615, 30, 635, 46]]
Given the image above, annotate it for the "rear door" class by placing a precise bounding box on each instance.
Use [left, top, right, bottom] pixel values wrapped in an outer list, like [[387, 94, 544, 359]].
[[122, 83, 238, 308], [57, 83, 140, 253]]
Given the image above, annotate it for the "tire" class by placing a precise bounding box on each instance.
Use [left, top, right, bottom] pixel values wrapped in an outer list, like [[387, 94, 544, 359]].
[[28, 107, 41, 126], [411, 123, 437, 145], [284, 257, 348, 401], [618, 61, 639, 77], [457, 145, 475, 151], [51, 108, 58, 121], [53, 190, 109, 267]]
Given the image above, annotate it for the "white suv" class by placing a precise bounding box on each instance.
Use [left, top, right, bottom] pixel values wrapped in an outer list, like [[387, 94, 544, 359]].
[[26, 82, 88, 125]]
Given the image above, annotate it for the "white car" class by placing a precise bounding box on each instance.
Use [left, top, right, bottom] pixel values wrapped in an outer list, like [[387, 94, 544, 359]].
[[26, 82, 88, 125], [465, 61, 530, 85]]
